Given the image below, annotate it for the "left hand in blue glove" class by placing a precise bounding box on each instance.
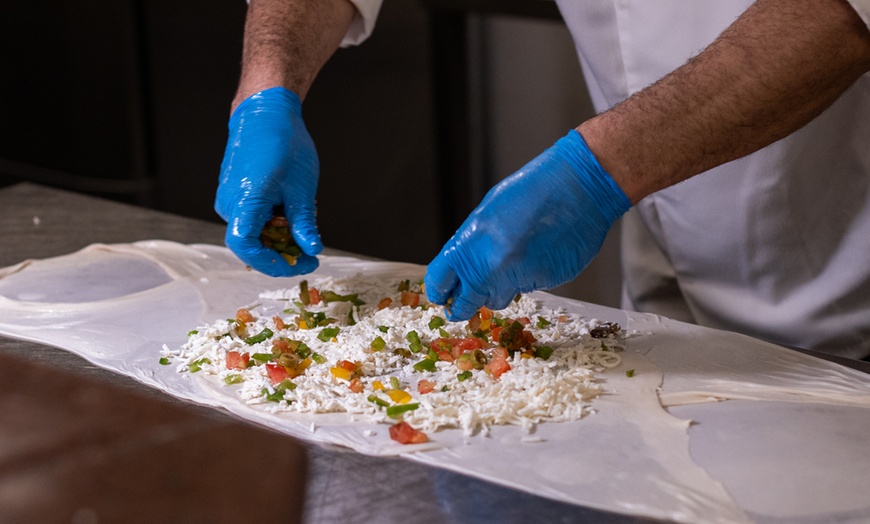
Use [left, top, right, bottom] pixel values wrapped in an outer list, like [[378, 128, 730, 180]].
[[215, 87, 322, 277], [425, 130, 631, 320]]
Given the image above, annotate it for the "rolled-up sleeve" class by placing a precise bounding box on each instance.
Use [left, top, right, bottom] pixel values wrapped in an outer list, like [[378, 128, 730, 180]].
[[341, 0, 384, 46], [846, 0, 870, 28]]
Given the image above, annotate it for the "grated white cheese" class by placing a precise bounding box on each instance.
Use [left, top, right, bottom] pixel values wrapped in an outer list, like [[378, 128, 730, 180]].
[[166, 274, 625, 436]]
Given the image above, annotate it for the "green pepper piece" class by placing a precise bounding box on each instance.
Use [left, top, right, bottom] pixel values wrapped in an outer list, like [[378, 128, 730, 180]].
[[428, 316, 446, 330], [311, 352, 327, 364], [321, 290, 365, 306], [299, 280, 310, 306], [386, 402, 419, 419], [244, 328, 274, 345], [413, 359, 437, 372], [367, 394, 390, 408], [318, 327, 341, 342], [158, 357, 170, 365], [371, 336, 387, 352], [223, 374, 244, 385], [536, 316, 552, 329], [406, 330, 423, 353], [188, 358, 211, 373], [534, 345, 555, 360], [457, 370, 473, 382]]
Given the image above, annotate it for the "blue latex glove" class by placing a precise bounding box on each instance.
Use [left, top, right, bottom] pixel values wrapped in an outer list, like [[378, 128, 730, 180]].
[[215, 87, 322, 276], [425, 130, 631, 320]]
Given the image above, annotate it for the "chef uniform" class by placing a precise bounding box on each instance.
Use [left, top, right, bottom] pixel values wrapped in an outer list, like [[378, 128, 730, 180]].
[[347, 0, 870, 359]]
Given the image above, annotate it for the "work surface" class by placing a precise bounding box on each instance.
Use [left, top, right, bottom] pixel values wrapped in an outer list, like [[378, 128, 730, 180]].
[[4, 182, 866, 522], [0, 183, 654, 524]]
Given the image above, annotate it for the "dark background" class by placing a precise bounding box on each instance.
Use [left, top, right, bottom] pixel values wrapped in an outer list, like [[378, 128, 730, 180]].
[[0, 0, 623, 307], [0, 0, 441, 264]]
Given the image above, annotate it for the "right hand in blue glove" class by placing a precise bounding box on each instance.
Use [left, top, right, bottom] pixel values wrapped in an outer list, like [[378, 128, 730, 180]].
[[215, 87, 322, 277], [425, 130, 631, 320]]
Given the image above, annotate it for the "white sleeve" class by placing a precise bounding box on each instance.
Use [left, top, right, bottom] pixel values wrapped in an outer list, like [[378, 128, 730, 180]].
[[845, 0, 870, 28], [341, 0, 384, 47]]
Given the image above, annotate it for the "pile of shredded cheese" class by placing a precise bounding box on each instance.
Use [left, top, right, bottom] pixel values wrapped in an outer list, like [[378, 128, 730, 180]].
[[164, 274, 625, 436]]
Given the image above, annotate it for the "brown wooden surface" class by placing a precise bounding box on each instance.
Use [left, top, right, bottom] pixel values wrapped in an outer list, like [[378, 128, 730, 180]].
[[0, 351, 306, 524]]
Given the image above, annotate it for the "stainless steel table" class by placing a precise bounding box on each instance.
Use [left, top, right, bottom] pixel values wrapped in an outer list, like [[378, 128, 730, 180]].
[[1, 183, 664, 523]]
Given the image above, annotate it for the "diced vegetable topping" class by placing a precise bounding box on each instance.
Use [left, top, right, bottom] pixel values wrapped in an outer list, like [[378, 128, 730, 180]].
[[318, 327, 341, 342], [245, 328, 274, 345], [389, 421, 429, 444], [371, 336, 386, 352], [386, 402, 420, 419]]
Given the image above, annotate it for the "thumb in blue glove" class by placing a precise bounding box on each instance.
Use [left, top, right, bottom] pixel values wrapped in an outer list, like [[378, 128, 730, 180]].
[[425, 130, 631, 320], [215, 87, 323, 276]]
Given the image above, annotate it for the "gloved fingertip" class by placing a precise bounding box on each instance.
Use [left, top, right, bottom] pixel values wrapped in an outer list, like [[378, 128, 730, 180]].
[[444, 284, 487, 322], [287, 253, 319, 275], [444, 296, 479, 322], [424, 258, 458, 305], [485, 292, 516, 313]]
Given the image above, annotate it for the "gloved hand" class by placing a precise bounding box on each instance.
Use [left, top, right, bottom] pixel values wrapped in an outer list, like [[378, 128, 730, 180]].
[[425, 130, 631, 320], [215, 87, 322, 276]]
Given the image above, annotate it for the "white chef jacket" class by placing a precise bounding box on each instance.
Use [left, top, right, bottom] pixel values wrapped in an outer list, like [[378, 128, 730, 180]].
[[345, 0, 870, 358]]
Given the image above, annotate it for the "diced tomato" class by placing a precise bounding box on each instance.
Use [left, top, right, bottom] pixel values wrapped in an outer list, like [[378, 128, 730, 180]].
[[467, 312, 481, 333], [417, 379, 436, 394], [273, 316, 286, 331], [491, 326, 502, 343], [225, 351, 250, 370], [436, 349, 454, 362], [429, 340, 454, 362], [272, 338, 290, 353], [400, 291, 420, 308], [430, 337, 483, 360], [308, 287, 322, 306], [389, 421, 429, 444], [491, 347, 509, 360], [377, 297, 392, 310], [337, 359, 356, 372], [348, 377, 364, 393], [516, 317, 531, 326], [236, 308, 255, 325], [485, 355, 511, 379], [265, 362, 289, 384]]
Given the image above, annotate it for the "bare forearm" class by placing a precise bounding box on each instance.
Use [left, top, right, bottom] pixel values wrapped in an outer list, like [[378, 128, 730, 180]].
[[233, 0, 355, 110], [579, 0, 870, 204]]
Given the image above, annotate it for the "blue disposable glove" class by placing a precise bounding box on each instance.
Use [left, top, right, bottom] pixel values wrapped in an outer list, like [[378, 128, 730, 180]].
[[215, 87, 322, 276], [425, 130, 631, 320]]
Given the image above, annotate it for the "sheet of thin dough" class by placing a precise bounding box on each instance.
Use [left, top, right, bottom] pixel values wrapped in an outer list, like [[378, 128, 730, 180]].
[[1, 241, 868, 523]]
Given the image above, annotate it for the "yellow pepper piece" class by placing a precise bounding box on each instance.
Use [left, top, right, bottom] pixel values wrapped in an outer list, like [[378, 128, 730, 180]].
[[372, 380, 384, 391], [520, 352, 533, 359], [298, 320, 309, 330], [330, 366, 353, 381], [387, 389, 412, 404], [280, 253, 298, 266], [288, 357, 313, 378]]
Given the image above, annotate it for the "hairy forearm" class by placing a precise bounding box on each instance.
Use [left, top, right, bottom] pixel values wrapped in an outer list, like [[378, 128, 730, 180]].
[[233, 0, 355, 110], [579, 0, 870, 204]]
